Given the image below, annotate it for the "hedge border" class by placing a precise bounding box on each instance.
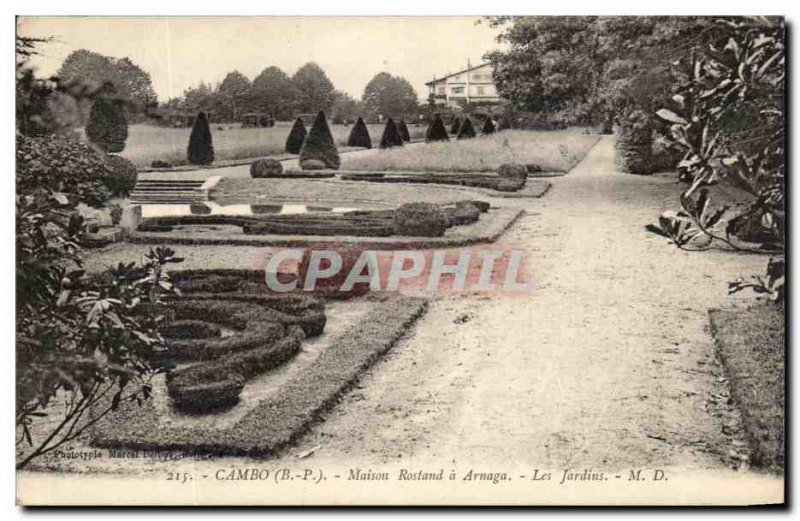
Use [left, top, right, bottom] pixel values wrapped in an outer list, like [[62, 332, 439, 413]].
[[91, 296, 428, 457]]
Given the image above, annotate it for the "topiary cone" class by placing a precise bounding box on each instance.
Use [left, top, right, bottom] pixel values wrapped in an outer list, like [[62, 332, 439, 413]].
[[347, 117, 372, 149], [187, 111, 214, 165], [397, 120, 411, 142], [482, 117, 496, 135], [425, 114, 450, 142], [379, 118, 404, 149], [450, 117, 461, 135], [299, 111, 340, 170], [457, 118, 476, 139], [86, 97, 128, 153], [285, 117, 307, 154]]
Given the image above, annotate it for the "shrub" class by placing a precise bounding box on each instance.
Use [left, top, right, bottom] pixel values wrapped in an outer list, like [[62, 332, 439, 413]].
[[109, 203, 123, 226], [457, 200, 490, 213], [250, 158, 284, 178], [457, 118, 476, 139], [445, 203, 480, 226], [380, 118, 404, 149], [299, 111, 340, 170], [150, 160, 173, 169], [393, 202, 449, 237], [482, 118, 496, 134], [285, 117, 307, 154], [526, 164, 543, 174], [425, 115, 450, 143], [498, 163, 528, 179], [496, 178, 526, 192], [397, 120, 411, 142], [187, 111, 214, 165], [86, 97, 128, 153], [103, 154, 138, 196], [162, 320, 222, 340], [16, 133, 112, 207], [300, 159, 327, 171], [616, 109, 652, 175], [347, 117, 372, 148], [450, 118, 461, 135]]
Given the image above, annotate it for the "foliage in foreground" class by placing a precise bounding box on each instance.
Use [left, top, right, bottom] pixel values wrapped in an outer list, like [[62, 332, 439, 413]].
[[647, 17, 785, 301]]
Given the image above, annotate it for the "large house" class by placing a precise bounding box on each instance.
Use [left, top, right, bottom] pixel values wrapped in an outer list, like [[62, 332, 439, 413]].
[[426, 62, 501, 109]]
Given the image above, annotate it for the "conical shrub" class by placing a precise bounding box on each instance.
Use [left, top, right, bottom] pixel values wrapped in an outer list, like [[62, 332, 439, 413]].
[[187, 111, 214, 165], [425, 114, 450, 143], [86, 97, 128, 153], [457, 118, 476, 139], [285, 117, 307, 154], [397, 120, 411, 142], [380, 118, 404, 149], [482, 117, 496, 135], [347, 117, 372, 149], [498, 115, 512, 131], [450, 117, 461, 135], [299, 111, 340, 170]]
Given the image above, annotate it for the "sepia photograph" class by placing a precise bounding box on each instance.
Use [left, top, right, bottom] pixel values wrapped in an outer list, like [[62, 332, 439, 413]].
[[12, 11, 786, 506]]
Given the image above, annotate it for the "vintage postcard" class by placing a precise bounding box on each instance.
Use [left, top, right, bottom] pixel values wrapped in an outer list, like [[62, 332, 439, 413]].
[[14, 15, 785, 506]]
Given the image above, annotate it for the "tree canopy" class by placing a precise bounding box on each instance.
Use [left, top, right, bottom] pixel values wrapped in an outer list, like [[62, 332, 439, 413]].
[[291, 62, 336, 113], [362, 72, 418, 119]]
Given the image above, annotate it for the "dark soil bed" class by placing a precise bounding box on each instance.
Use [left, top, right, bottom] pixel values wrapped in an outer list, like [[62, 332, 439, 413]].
[[709, 302, 785, 472]]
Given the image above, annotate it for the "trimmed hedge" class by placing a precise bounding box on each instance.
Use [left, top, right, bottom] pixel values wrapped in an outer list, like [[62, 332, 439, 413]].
[[347, 117, 372, 148], [616, 109, 653, 175], [425, 114, 450, 143], [482, 118, 496, 134], [91, 297, 428, 456], [393, 202, 449, 237], [299, 111, 340, 170], [86, 97, 128, 153], [340, 172, 527, 192], [457, 118, 476, 139], [285, 117, 307, 155], [187, 112, 214, 165], [250, 158, 283, 178], [162, 320, 222, 340], [380, 118, 404, 149], [397, 120, 411, 142], [498, 163, 529, 179], [300, 159, 326, 171], [103, 154, 138, 196], [444, 202, 481, 226]]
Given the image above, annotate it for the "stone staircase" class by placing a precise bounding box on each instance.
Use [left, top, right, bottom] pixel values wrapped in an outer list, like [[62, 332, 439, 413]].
[[130, 176, 221, 204]]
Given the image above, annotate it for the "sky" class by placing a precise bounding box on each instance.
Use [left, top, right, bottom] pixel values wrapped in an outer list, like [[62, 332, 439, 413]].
[[17, 16, 505, 102]]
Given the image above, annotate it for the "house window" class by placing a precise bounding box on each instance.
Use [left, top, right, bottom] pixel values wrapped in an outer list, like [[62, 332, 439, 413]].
[[451, 86, 464, 95], [477, 86, 485, 95]]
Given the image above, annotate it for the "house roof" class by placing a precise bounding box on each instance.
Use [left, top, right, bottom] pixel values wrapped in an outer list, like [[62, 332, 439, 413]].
[[425, 62, 492, 86]]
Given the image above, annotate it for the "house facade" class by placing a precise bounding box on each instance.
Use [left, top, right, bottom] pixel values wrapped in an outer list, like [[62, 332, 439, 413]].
[[426, 62, 501, 109]]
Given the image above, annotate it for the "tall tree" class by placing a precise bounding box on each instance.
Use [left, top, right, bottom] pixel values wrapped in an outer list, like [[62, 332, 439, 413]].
[[217, 70, 252, 122], [291, 62, 336, 114], [362, 72, 418, 118], [251, 66, 296, 120]]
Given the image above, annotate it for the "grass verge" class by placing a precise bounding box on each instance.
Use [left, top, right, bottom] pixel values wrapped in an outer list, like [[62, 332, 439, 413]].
[[709, 302, 785, 472], [340, 129, 600, 172], [92, 296, 427, 456]]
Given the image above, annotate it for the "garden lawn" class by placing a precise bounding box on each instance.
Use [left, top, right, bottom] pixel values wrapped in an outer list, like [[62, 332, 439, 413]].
[[710, 303, 785, 472], [340, 129, 601, 173], [90, 123, 426, 168]]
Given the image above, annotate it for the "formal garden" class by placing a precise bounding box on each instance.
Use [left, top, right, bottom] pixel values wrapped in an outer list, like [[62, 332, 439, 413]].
[[15, 16, 784, 482]]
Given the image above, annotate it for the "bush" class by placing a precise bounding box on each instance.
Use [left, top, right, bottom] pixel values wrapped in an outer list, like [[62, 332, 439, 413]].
[[103, 154, 138, 196], [397, 120, 411, 142], [16, 133, 111, 207], [496, 178, 526, 192], [450, 118, 461, 135], [616, 109, 652, 175], [187, 111, 214, 165], [526, 163, 543, 174], [457, 118, 476, 139], [482, 118, 496, 134], [444, 203, 480, 226], [300, 159, 327, 171], [425, 115, 450, 142], [498, 163, 528, 179], [285, 117, 307, 154], [299, 111, 340, 170], [380, 118, 404, 149], [86, 97, 128, 153], [250, 158, 284, 178], [393, 202, 449, 237], [150, 160, 173, 169], [457, 199, 490, 213], [162, 320, 222, 340], [347, 117, 372, 148]]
